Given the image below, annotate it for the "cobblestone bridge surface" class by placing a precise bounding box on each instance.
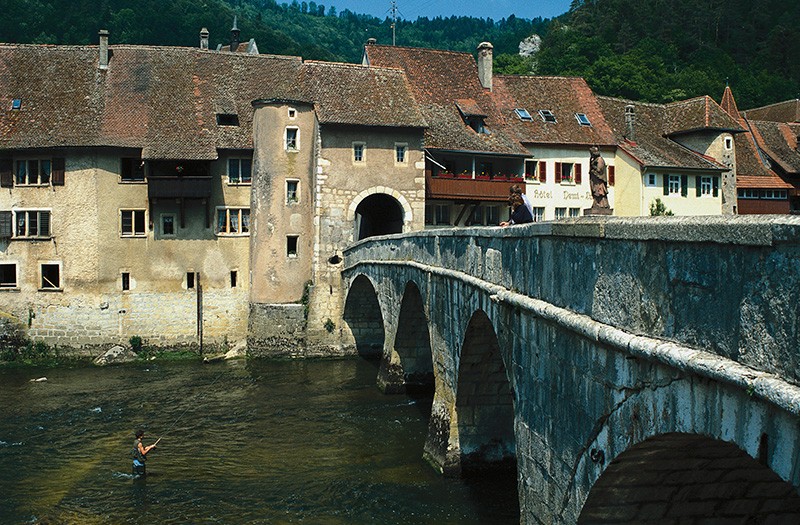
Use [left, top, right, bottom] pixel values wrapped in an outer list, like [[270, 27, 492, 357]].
[[341, 216, 800, 524]]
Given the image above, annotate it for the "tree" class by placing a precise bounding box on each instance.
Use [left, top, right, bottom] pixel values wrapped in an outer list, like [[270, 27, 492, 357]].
[[650, 198, 674, 216]]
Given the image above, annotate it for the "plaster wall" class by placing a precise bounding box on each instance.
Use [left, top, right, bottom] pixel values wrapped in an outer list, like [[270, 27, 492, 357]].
[[610, 150, 644, 216], [673, 130, 737, 214]]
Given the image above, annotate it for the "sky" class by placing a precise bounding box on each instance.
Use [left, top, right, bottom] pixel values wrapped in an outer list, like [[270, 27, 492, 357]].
[[324, 0, 573, 21]]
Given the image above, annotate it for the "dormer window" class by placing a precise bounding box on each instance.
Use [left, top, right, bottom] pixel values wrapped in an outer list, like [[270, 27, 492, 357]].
[[11, 99, 21, 110], [216, 113, 239, 126], [288, 108, 296, 119], [467, 117, 488, 134], [539, 110, 557, 123], [515, 108, 533, 121], [575, 113, 591, 126], [455, 99, 490, 135]]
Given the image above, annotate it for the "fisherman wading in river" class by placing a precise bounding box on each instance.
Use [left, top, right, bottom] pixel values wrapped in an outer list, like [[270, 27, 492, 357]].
[[132, 429, 158, 477]]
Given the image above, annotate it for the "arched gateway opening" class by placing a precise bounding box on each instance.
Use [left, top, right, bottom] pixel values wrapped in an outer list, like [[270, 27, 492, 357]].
[[342, 275, 384, 357], [579, 433, 800, 523], [456, 310, 519, 521], [354, 193, 404, 241]]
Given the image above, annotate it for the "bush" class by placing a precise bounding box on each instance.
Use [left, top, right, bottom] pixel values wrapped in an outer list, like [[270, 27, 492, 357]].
[[129, 335, 143, 354]]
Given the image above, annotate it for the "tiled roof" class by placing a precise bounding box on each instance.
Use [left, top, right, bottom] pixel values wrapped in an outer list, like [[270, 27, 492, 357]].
[[744, 99, 800, 123], [364, 44, 527, 155], [0, 44, 304, 159], [720, 86, 741, 121], [748, 120, 800, 175], [597, 96, 726, 171], [492, 75, 616, 146], [737, 175, 794, 189], [663, 96, 743, 135], [300, 61, 427, 128]]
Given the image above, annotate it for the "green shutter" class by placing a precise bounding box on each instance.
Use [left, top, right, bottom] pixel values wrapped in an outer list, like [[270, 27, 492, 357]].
[[713, 177, 719, 197], [696, 176, 701, 197], [663, 174, 669, 195], [0, 159, 12, 188], [681, 175, 688, 197]]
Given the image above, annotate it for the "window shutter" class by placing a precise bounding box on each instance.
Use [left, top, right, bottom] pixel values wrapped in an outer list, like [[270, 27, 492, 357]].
[[663, 174, 669, 195], [574, 163, 582, 184], [39, 211, 51, 237], [51, 158, 65, 186], [539, 161, 547, 183], [608, 166, 615, 186], [0, 159, 12, 188], [555, 162, 562, 183], [713, 177, 719, 197], [0, 211, 11, 238], [696, 176, 702, 197], [681, 175, 688, 197]]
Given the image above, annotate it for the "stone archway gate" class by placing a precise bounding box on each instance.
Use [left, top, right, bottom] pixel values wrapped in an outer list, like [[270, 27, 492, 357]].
[[341, 216, 800, 524]]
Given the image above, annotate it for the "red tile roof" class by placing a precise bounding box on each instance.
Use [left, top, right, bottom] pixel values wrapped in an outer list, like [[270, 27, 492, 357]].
[[364, 44, 527, 155], [744, 99, 800, 123], [597, 96, 726, 171], [663, 96, 743, 135], [720, 86, 741, 121], [492, 75, 616, 146], [748, 120, 800, 175]]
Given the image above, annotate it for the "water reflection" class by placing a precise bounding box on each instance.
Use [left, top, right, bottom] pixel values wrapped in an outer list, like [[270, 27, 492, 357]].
[[0, 358, 518, 524]]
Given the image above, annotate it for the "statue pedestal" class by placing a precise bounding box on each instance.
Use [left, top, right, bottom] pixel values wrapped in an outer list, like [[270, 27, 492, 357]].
[[584, 207, 613, 216]]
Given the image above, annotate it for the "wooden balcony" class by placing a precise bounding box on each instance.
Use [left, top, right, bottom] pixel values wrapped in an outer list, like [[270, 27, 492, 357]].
[[426, 171, 524, 201], [147, 176, 213, 199]]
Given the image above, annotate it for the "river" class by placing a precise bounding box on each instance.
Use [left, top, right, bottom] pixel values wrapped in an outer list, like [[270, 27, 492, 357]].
[[0, 358, 518, 524]]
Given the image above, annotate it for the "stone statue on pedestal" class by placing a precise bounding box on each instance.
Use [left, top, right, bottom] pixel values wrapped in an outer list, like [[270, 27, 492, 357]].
[[585, 146, 612, 215]]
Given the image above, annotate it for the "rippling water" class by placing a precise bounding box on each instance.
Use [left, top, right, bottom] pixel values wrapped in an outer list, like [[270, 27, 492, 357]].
[[0, 358, 518, 524]]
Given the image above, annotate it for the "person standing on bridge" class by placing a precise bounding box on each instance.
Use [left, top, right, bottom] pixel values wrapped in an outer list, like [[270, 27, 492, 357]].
[[132, 429, 158, 477], [501, 193, 532, 226]]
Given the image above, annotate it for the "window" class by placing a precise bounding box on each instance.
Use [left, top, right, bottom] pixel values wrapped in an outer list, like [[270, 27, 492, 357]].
[[668, 175, 681, 195], [121, 210, 146, 237], [568, 208, 581, 218], [161, 214, 176, 236], [228, 158, 252, 184], [286, 180, 299, 204], [216, 208, 250, 236], [539, 110, 557, 123], [700, 176, 713, 196], [763, 190, 787, 200], [15, 210, 50, 239], [555, 207, 567, 219], [16, 159, 51, 185], [434, 204, 450, 225], [353, 142, 365, 163], [395, 144, 407, 164], [524, 160, 538, 181], [738, 189, 758, 199], [560, 163, 574, 183], [478, 162, 494, 178], [285, 127, 299, 151], [467, 117, 488, 134], [14, 210, 51, 239], [216, 113, 239, 126], [0, 263, 17, 288], [575, 113, 591, 126], [186, 271, 197, 289], [11, 99, 21, 110], [121, 272, 130, 291], [40, 263, 61, 290], [486, 205, 501, 226], [288, 108, 296, 119], [230, 270, 238, 288], [469, 206, 484, 226], [532, 207, 545, 222], [120, 158, 145, 182], [515, 108, 533, 121], [724, 137, 733, 150], [287, 235, 299, 257], [645, 173, 657, 186]]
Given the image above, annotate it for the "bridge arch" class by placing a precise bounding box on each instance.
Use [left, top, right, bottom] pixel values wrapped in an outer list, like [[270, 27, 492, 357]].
[[456, 310, 516, 474], [579, 433, 800, 523], [341, 274, 384, 357], [348, 188, 412, 241], [377, 280, 434, 395]]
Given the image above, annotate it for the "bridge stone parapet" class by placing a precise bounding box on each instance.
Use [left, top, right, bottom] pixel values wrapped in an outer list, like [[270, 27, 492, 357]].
[[341, 216, 800, 524]]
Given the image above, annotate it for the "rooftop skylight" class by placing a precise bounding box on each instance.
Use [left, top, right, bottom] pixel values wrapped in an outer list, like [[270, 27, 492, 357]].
[[575, 113, 591, 126], [216, 113, 240, 126], [515, 108, 533, 121], [11, 99, 21, 110], [539, 110, 556, 123]]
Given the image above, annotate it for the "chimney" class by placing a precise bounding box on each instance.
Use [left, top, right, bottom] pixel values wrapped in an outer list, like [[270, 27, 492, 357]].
[[477, 42, 493, 91], [200, 28, 209, 50], [624, 104, 636, 142], [98, 29, 110, 69], [367, 37, 377, 45], [230, 16, 240, 52]]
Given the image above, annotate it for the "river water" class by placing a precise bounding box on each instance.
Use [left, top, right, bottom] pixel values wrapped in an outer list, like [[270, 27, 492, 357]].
[[0, 358, 518, 524]]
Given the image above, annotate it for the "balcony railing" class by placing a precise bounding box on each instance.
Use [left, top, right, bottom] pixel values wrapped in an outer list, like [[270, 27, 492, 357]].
[[426, 171, 524, 201], [147, 176, 213, 199]]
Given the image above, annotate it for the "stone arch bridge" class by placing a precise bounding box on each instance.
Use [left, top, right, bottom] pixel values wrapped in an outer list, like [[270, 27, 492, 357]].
[[340, 216, 800, 524]]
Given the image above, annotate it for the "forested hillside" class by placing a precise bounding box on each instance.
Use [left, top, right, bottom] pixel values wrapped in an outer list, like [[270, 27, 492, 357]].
[[0, 0, 797, 108]]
